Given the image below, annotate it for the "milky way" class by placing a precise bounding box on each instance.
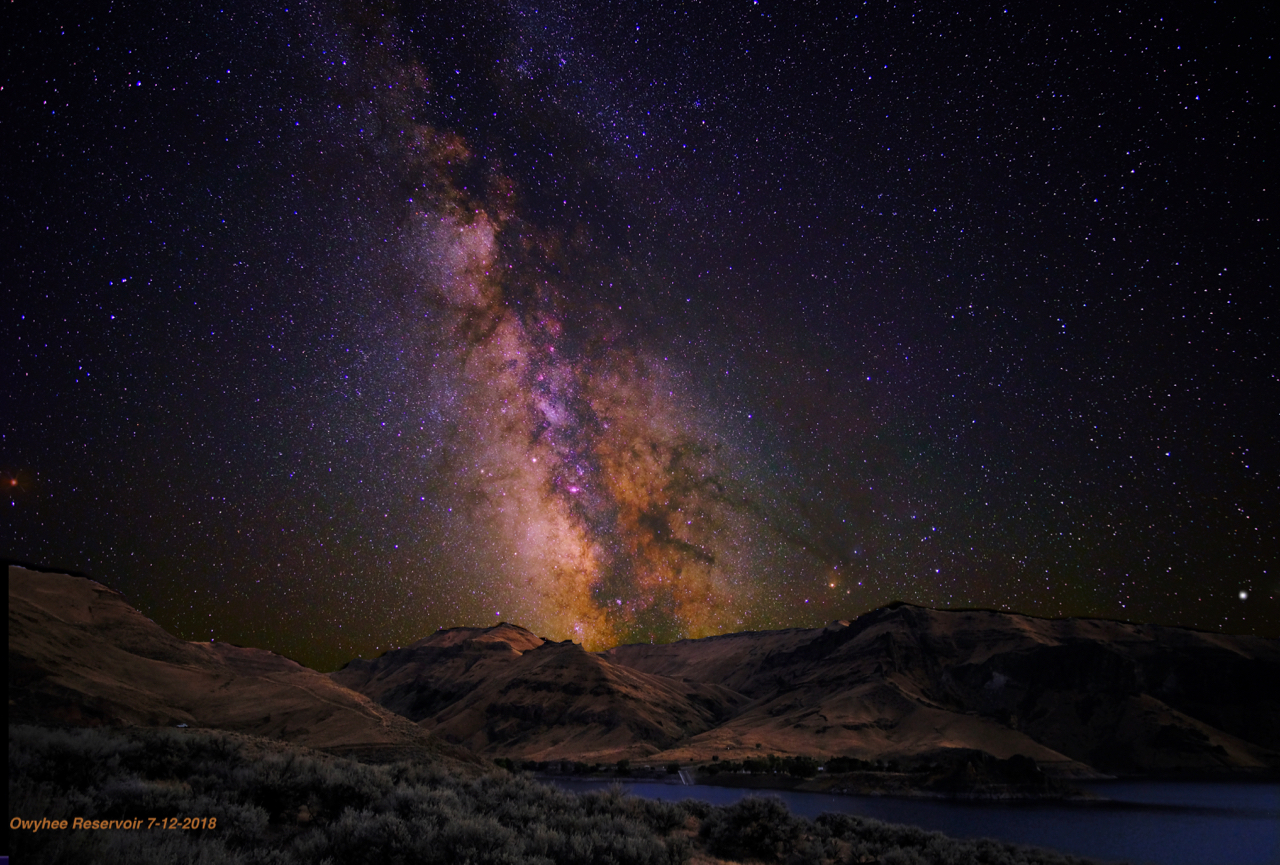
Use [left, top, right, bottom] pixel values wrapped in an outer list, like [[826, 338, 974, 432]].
[[363, 40, 792, 647], [7, 0, 1276, 667], [398, 203, 759, 647]]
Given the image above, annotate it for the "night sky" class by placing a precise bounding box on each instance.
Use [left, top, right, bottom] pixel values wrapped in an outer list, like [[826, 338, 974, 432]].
[[7, 0, 1276, 670]]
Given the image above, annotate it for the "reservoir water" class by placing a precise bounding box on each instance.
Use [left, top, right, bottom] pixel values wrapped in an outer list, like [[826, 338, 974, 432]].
[[546, 777, 1280, 865]]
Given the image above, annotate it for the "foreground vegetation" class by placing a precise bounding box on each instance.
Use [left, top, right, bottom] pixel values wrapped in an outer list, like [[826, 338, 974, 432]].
[[9, 725, 1112, 864]]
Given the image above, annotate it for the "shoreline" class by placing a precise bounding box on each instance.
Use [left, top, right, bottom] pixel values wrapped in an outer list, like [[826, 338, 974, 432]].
[[534, 769, 1094, 802], [534, 765, 1280, 803]]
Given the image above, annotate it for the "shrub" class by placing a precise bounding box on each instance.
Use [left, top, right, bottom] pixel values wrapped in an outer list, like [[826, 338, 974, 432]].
[[784, 755, 820, 778], [678, 798, 711, 820], [8, 725, 1100, 865], [823, 755, 873, 773], [8, 725, 692, 865], [813, 811, 1100, 865], [700, 796, 799, 862]]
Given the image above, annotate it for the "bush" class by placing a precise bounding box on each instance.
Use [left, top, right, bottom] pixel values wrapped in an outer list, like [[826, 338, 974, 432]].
[[700, 796, 799, 862], [8, 725, 692, 865], [678, 798, 712, 820], [823, 755, 873, 773], [813, 812, 1100, 865], [784, 755, 820, 778], [8, 725, 1103, 865]]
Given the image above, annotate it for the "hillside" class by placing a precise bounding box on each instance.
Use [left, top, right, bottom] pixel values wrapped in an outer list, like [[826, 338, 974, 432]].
[[608, 603, 1280, 775], [332, 624, 748, 761], [8, 565, 460, 761], [13, 564, 1278, 778]]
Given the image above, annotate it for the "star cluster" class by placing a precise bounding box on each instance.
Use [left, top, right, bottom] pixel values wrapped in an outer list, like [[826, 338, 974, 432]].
[[6, 0, 1275, 668]]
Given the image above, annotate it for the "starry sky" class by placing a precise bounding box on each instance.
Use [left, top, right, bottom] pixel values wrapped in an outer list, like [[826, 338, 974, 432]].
[[7, 0, 1276, 670]]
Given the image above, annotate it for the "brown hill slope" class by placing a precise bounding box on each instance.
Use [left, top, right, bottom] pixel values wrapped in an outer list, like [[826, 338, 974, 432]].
[[332, 625, 749, 761], [608, 603, 1280, 775], [331, 624, 549, 722], [17, 561, 1275, 778], [8, 565, 454, 759]]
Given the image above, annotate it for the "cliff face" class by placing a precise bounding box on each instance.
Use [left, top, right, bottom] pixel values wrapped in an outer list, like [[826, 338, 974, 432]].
[[8, 566, 458, 760]]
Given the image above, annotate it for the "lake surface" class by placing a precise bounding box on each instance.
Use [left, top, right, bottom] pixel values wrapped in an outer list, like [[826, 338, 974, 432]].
[[546, 777, 1280, 865]]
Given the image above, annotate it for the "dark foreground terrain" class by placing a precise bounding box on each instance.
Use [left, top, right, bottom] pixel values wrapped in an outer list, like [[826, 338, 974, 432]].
[[8, 724, 1113, 865]]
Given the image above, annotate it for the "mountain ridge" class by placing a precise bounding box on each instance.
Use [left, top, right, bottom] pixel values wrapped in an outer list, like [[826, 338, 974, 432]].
[[335, 604, 1280, 774], [11, 563, 1279, 779]]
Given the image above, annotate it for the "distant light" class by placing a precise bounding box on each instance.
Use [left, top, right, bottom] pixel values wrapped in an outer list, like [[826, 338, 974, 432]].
[[1239, 590, 1248, 600]]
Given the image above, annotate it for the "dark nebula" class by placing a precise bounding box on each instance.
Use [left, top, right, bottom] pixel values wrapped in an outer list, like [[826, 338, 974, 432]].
[[6, 0, 1276, 668]]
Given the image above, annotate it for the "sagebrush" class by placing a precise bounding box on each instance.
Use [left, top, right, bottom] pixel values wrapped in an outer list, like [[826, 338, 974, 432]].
[[8, 725, 1113, 864]]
